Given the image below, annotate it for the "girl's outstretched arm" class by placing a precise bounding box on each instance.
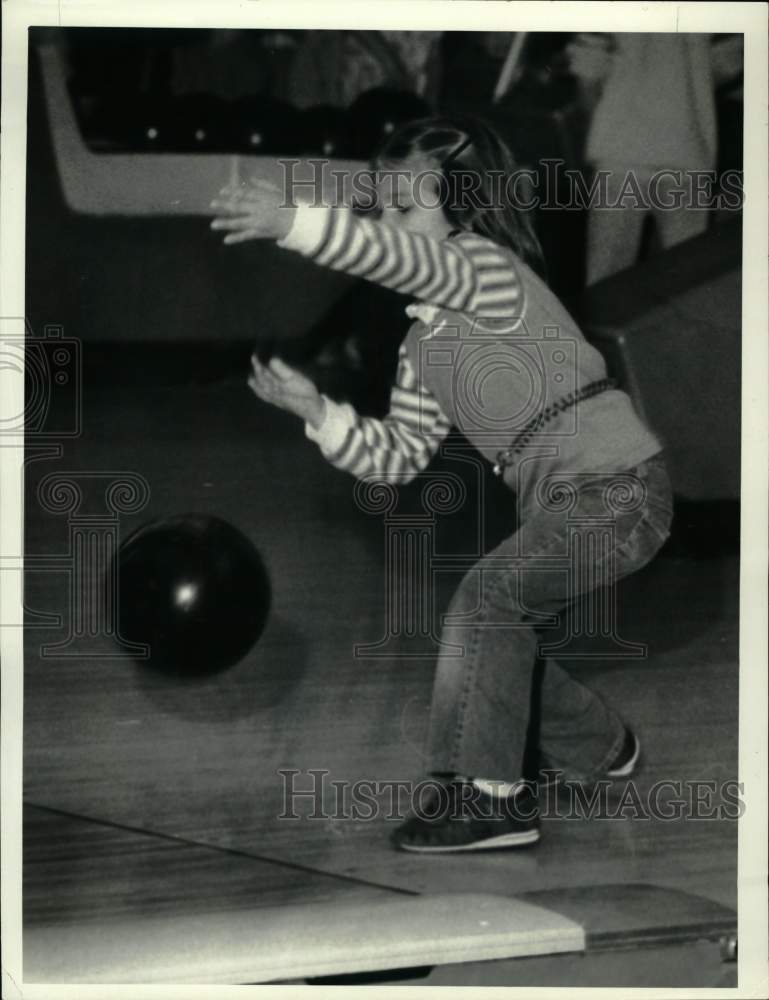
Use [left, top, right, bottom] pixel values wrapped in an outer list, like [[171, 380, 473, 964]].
[[279, 203, 524, 320], [211, 182, 523, 320]]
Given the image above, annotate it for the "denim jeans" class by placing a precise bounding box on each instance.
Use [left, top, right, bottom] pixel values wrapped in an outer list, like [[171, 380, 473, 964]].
[[427, 452, 674, 782]]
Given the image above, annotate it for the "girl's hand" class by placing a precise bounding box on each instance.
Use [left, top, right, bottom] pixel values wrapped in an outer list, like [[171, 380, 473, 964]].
[[210, 178, 296, 244], [248, 355, 326, 429]]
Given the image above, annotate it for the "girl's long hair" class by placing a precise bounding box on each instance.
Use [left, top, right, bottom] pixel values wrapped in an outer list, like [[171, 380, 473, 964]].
[[373, 114, 546, 278]]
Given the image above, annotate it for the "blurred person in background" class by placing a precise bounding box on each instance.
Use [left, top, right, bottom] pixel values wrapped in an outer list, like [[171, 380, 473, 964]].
[[566, 32, 743, 285], [287, 30, 443, 109]]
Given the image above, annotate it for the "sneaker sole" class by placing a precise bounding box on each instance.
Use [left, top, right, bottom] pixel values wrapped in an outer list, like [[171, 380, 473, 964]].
[[395, 828, 541, 853], [606, 733, 641, 779]]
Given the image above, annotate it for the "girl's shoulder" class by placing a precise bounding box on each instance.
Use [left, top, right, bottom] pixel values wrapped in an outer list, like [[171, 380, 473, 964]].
[[449, 228, 508, 252], [449, 228, 524, 271]]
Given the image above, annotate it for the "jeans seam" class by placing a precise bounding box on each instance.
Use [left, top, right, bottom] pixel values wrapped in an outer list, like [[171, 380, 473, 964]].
[[612, 509, 670, 568], [644, 506, 674, 545], [447, 602, 485, 774], [582, 726, 628, 783], [440, 463, 670, 779]]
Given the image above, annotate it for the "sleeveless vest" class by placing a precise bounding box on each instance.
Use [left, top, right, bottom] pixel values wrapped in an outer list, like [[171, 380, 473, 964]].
[[403, 252, 661, 512]]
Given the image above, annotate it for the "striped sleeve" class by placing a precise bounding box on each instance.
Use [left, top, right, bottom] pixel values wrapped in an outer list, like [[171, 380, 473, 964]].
[[279, 203, 523, 320], [305, 345, 451, 483]]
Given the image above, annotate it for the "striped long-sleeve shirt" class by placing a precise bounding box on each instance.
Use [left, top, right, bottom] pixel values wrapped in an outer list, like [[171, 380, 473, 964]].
[[306, 340, 451, 482], [278, 204, 523, 483]]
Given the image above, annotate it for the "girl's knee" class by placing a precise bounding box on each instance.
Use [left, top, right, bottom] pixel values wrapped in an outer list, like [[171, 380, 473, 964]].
[[448, 566, 527, 621]]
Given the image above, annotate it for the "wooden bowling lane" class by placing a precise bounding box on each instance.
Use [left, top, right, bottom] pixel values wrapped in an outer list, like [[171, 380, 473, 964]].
[[22, 346, 739, 959], [291, 551, 739, 911], [22, 803, 407, 984], [23, 803, 400, 927], [23, 805, 735, 985]]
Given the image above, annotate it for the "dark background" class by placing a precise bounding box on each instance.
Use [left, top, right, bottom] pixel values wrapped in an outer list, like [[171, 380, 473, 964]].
[[25, 29, 743, 513], [26, 29, 743, 381]]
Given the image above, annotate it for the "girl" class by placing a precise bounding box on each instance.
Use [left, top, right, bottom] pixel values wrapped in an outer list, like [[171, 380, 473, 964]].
[[211, 116, 673, 853]]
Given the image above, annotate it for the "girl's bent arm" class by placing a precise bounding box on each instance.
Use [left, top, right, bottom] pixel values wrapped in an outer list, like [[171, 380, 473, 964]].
[[279, 204, 523, 320], [306, 345, 450, 483]]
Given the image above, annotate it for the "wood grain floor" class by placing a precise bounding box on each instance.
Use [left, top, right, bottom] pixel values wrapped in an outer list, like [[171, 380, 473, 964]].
[[22, 350, 739, 937]]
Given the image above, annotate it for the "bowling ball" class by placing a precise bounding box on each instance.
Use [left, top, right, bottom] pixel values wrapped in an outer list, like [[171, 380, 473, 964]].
[[114, 514, 270, 676]]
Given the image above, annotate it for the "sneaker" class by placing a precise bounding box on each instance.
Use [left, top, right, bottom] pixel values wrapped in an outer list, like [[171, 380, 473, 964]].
[[606, 728, 641, 778], [533, 728, 641, 791], [391, 779, 540, 853]]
